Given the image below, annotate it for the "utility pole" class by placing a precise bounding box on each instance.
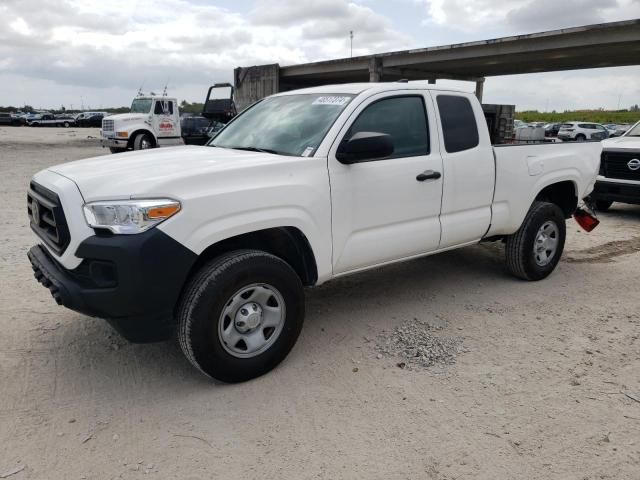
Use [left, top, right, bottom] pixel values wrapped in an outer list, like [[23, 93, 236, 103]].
[[350, 31, 354, 58]]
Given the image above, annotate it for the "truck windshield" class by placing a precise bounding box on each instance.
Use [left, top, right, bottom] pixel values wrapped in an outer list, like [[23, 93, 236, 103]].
[[625, 122, 640, 137], [210, 94, 354, 156], [131, 98, 152, 114]]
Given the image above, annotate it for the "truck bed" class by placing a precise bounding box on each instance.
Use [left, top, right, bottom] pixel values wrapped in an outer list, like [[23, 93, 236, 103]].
[[487, 141, 602, 236]]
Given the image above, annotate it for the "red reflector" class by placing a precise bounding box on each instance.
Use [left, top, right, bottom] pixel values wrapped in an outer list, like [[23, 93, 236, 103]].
[[573, 208, 600, 232]]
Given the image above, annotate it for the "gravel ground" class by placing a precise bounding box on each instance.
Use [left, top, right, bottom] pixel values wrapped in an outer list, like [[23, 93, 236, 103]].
[[1, 127, 639, 479]]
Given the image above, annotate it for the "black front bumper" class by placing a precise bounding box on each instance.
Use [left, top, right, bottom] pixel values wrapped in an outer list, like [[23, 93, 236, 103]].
[[28, 229, 197, 342], [591, 180, 640, 205]]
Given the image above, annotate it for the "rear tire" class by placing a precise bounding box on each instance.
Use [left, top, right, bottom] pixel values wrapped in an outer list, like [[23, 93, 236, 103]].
[[595, 200, 613, 212], [178, 250, 305, 383], [505, 201, 566, 281], [63, 121, 70, 128], [133, 132, 153, 150]]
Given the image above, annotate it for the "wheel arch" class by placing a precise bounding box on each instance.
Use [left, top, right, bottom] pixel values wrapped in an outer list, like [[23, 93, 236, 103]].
[[185, 227, 319, 288], [534, 180, 578, 218], [128, 129, 156, 148]]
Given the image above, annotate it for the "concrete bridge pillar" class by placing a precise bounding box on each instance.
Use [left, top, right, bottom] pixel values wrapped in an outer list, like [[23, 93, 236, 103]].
[[475, 78, 485, 102]]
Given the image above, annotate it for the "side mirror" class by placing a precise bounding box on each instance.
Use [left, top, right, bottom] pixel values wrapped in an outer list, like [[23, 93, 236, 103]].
[[336, 131, 394, 164]]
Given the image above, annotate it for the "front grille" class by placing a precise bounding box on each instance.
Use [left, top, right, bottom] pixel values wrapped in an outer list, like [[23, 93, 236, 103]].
[[601, 150, 640, 181], [102, 119, 114, 132], [27, 182, 70, 255]]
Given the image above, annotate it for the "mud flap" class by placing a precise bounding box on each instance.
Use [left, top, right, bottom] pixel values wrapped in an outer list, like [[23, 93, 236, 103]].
[[573, 206, 600, 232]]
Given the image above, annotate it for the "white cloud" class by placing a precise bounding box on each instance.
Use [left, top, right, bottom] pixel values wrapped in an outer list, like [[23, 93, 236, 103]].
[[0, 0, 411, 107], [420, 0, 640, 33], [9, 17, 32, 36], [0, 0, 638, 111]]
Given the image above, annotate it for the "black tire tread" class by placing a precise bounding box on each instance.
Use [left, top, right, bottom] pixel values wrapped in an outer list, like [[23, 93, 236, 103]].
[[505, 201, 564, 281], [133, 133, 152, 150], [177, 249, 296, 379]]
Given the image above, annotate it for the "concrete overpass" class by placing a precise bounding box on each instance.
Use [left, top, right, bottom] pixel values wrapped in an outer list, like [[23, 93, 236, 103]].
[[234, 19, 640, 109]]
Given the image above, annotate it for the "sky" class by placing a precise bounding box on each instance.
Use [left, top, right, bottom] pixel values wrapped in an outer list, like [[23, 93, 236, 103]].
[[1, 0, 639, 111]]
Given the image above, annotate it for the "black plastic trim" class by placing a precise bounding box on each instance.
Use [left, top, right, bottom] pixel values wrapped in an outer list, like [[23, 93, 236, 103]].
[[27, 181, 71, 255], [28, 229, 198, 342], [591, 180, 640, 205]]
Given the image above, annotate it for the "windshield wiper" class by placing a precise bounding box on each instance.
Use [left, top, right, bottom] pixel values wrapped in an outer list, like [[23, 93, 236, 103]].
[[228, 146, 282, 155]]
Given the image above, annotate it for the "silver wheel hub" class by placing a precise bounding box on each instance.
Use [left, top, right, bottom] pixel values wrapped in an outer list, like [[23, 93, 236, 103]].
[[533, 220, 559, 266], [234, 302, 263, 332], [218, 284, 285, 358]]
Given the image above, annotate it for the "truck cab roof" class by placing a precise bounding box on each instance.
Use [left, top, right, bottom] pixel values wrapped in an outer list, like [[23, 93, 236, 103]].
[[273, 82, 468, 97]]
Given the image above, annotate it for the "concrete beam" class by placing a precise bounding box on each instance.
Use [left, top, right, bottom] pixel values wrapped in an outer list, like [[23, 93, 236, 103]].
[[277, 19, 640, 81], [381, 67, 483, 82]]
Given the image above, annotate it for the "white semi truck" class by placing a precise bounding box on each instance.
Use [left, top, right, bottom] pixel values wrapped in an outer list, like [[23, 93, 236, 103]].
[[100, 84, 236, 153], [100, 94, 183, 153]]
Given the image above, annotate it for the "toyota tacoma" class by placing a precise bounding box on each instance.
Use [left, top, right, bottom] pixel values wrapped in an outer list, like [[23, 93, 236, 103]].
[[28, 83, 602, 382]]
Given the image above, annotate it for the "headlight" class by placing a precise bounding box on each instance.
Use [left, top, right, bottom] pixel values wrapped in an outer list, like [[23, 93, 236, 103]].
[[83, 199, 181, 234]]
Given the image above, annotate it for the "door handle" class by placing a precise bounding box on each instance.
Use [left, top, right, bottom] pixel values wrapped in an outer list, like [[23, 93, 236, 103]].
[[416, 170, 441, 181]]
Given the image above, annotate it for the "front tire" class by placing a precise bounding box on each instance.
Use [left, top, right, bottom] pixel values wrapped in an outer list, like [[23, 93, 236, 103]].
[[178, 250, 305, 383], [505, 201, 566, 281], [575, 134, 586, 142], [133, 132, 153, 150]]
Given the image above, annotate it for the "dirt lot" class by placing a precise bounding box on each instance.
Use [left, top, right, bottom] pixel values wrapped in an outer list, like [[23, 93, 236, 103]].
[[1, 127, 639, 480]]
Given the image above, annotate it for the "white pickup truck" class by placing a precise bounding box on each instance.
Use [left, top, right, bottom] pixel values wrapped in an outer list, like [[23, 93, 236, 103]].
[[590, 120, 640, 211], [27, 83, 601, 382]]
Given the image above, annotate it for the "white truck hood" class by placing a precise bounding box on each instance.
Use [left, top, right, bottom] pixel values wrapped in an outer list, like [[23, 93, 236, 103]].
[[48, 145, 296, 202], [602, 136, 640, 149], [104, 113, 147, 123]]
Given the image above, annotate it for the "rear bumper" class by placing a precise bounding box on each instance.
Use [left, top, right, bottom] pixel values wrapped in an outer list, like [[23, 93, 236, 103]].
[[591, 180, 640, 205], [28, 229, 197, 342]]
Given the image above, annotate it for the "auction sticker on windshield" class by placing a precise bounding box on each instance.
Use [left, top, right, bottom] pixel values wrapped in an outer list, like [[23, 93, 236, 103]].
[[312, 96, 351, 106]]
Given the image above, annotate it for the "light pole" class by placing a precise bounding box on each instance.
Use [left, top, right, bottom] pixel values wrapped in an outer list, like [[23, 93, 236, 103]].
[[350, 31, 353, 58]]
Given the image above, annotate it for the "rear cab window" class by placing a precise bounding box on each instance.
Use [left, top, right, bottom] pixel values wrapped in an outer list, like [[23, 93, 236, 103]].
[[436, 95, 479, 153]]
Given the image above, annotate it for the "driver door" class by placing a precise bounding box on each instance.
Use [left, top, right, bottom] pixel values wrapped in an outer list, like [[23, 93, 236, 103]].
[[151, 99, 179, 139], [328, 91, 443, 274]]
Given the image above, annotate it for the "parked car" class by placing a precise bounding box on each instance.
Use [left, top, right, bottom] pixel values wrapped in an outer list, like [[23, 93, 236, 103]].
[[544, 123, 562, 137], [589, 120, 640, 211], [181, 115, 216, 145], [514, 119, 527, 128], [28, 114, 75, 127], [610, 124, 632, 137], [557, 122, 609, 141], [24, 112, 50, 122], [27, 83, 601, 382], [76, 113, 104, 127], [75, 111, 108, 122], [0, 113, 26, 126]]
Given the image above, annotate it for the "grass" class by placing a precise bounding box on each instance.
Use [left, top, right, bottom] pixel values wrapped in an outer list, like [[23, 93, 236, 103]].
[[517, 110, 640, 125]]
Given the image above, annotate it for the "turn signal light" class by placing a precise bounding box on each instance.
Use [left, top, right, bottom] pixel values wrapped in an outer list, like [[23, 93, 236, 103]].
[[116, 131, 129, 138], [147, 204, 181, 219]]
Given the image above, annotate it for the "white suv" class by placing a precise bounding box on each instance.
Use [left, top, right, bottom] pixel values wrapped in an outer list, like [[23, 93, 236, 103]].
[[558, 122, 609, 141]]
